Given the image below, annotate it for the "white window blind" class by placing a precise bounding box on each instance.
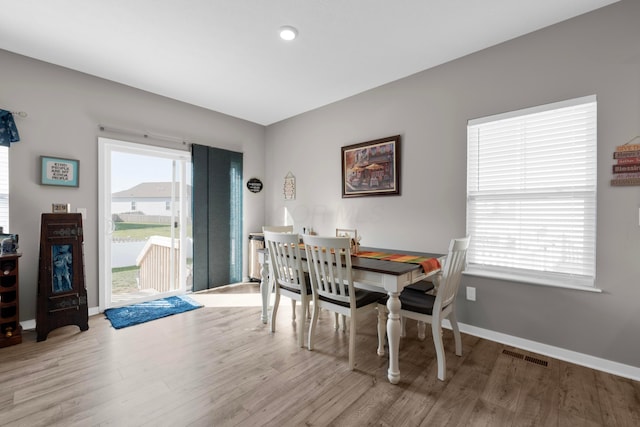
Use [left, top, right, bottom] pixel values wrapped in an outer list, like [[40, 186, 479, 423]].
[[466, 95, 597, 289], [0, 147, 8, 232]]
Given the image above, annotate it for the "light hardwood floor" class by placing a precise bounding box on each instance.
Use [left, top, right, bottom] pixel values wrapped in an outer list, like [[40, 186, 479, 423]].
[[1, 283, 638, 426]]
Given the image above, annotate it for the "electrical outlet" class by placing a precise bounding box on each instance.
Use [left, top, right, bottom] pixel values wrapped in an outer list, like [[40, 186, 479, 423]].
[[466, 286, 476, 301]]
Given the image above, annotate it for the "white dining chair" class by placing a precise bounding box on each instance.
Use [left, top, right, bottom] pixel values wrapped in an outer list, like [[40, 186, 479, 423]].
[[378, 236, 470, 380], [262, 225, 294, 233], [263, 230, 311, 348], [399, 279, 435, 337], [261, 225, 300, 318], [303, 235, 385, 370]]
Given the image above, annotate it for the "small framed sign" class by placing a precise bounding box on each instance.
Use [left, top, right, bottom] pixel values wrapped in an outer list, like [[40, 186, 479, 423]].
[[41, 156, 79, 187], [51, 203, 71, 213], [246, 178, 263, 193]]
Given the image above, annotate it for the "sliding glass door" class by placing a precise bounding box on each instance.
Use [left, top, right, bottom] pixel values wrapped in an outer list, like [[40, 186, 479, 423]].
[[98, 138, 192, 309]]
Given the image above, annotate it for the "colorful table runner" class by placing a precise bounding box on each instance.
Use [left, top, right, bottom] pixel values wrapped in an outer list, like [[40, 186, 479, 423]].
[[356, 251, 441, 274]]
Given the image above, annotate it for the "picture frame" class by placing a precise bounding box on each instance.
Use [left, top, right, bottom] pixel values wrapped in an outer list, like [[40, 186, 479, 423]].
[[341, 135, 400, 198], [336, 228, 360, 254], [40, 156, 80, 187]]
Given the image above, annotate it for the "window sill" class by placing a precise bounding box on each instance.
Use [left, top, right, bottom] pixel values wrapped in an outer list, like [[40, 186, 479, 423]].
[[462, 268, 602, 293]]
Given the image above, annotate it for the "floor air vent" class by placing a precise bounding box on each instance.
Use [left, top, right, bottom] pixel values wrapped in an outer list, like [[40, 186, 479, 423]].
[[502, 349, 524, 359], [524, 355, 549, 367], [502, 349, 549, 367]]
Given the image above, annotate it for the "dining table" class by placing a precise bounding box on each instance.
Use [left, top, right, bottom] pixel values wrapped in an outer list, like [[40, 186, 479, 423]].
[[257, 245, 445, 384]]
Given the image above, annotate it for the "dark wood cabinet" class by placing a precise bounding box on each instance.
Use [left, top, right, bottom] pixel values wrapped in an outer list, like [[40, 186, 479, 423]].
[[0, 253, 22, 348], [36, 213, 88, 341]]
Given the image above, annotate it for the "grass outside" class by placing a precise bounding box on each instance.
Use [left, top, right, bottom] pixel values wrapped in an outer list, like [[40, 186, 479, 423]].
[[112, 266, 139, 294], [113, 222, 188, 240]]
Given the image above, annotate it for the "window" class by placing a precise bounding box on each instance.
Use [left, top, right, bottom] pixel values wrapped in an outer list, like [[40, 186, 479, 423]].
[[0, 147, 8, 232], [165, 200, 171, 211], [131, 201, 136, 211], [466, 95, 597, 290]]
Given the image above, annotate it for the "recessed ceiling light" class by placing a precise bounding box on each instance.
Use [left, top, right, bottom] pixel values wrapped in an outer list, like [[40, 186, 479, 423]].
[[279, 26, 298, 41]]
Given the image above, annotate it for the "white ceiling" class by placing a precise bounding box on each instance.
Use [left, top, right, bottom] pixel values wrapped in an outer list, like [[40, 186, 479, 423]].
[[0, 0, 620, 125]]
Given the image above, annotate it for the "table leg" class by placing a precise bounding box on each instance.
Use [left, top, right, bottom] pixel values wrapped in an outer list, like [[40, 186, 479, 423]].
[[260, 258, 270, 324], [386, 290, 401, 384], [377, 305, 387, 356]]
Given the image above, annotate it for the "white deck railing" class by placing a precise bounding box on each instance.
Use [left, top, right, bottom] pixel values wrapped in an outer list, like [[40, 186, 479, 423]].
[[136, 236, 180, 293]]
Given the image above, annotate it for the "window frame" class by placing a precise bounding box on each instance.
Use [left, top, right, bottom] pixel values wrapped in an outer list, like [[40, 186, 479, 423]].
[[465, 95, 599, 292]]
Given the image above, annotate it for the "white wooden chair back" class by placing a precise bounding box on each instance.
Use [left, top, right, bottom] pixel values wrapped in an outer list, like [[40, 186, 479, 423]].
[[262, 225, 294, 233], [434, 236, 470, 310], [302, 235, 354, 307], [263, 231, 306, 294]]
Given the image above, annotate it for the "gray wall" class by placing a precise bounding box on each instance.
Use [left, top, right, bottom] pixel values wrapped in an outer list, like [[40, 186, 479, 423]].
[[265, 0, 640, 368], [1, 49, 266, 319]]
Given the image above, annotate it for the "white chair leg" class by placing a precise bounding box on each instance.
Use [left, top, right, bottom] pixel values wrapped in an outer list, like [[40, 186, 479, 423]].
[[348, 314, 356, 370], [297, 298, 306, 348], [270, 289, 280, 333], [431, 316, 446, 381], [377, 304, 387, 356], [308, 300, 319, 351], [334, 312, 340, 330], [291, 299, 297, 321], [417, 320, 426, 341], [400, 316, 406, 338], [341, 314, 347, 332], [449, 312, 462, 356]]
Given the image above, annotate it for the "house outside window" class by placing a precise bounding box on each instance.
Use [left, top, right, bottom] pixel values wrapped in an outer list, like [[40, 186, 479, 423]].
[[466, 95, 597, 290]]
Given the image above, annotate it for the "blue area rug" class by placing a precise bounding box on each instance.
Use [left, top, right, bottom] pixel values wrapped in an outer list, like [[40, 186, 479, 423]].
[[104, 295, 203, 329]]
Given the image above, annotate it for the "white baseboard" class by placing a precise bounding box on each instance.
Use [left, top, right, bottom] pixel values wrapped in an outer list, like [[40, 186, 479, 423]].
[[20, 306, 101, 331], [439, 319, 640, 382]]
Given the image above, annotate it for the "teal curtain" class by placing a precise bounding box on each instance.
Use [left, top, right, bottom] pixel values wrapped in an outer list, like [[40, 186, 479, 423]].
[[192, 144, 243, 290], [0, 110, 20, 147]]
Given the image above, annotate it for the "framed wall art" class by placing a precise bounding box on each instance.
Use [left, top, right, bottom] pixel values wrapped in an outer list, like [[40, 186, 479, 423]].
[[40, 156, 79, 187], [341, 135, 400, 198]]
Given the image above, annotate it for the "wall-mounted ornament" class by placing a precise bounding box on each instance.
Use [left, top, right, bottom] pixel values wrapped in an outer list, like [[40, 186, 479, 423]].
[[611, 136, 640, 186], [284, 172, 295, 200], [246, 178, 263, 193]]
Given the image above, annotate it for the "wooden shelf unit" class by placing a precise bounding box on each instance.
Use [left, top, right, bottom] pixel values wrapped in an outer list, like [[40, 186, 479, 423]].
[[0, 253, 22, 348]]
